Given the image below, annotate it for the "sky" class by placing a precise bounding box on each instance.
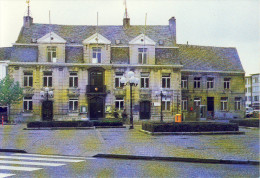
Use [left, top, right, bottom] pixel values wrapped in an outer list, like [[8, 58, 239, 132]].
[[0, 0, 259, 75]]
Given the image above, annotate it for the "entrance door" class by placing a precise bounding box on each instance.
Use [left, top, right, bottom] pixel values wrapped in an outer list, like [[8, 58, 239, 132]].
[[89, 97, 104, 120], [42, 101, 53, 121], [140, 101, 151, 119], [90, 71, 103, 86], [0, 107, 8, 122], [207, 97, 214, 119]]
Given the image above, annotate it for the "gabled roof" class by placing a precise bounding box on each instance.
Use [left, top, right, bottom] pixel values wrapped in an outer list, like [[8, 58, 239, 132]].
[[16, 24, 175, 46], [37, 32, 66, 44], [177, 44, 244, 72], [129, 34, 156, 45], [83, 33, 111, 44], [0, 47, 12, 61]]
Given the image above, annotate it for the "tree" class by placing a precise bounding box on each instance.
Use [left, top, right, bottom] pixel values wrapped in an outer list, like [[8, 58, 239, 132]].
[[0, 75, 23, 122]]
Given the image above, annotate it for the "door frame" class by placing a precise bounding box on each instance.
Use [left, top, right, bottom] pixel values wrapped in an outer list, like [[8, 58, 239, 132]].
[[88, 96, 105, 120]]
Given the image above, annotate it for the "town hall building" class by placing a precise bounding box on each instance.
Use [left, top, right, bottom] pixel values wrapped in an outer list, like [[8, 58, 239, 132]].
[[0, 6, 245, 123]]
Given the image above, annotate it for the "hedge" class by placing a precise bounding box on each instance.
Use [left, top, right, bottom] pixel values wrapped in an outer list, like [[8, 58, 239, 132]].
[[142, 121, 239, 132], [229, 119, 259, 127], [27, 121, 93, 128], [92, 119, 123, 127]]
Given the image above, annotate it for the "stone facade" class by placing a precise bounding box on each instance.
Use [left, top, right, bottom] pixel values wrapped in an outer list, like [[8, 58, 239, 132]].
[[0, 12, 246, 123]]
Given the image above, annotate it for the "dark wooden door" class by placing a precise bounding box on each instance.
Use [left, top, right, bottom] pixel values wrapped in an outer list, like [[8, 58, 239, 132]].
[[42, 101, 53, 121], [89, 97, 104, 120], [207, 97, 214, 112], [140, 101, 151, 119]]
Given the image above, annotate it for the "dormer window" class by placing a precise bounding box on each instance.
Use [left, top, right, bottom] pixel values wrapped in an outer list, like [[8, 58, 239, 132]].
[[92, 47, 101, 63], [138, 48, 147, 64], [47, 46, 57, 62]]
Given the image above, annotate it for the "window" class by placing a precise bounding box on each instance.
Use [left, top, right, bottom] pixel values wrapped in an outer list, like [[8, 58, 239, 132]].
[[43, 71, 52, 87], [69, 72, 78, 88], [162, 73, 170, 88], [194, 77, 201, 88], [207, 78, 214, 89], [248, 87, 251, 93], [47, 46, 57, 62], [141, 73, 149, 88], [253, 86, 259, 92], [181, 97, 187, 111], [69, 99, 78, 111], [224, 78, 230, 89], [115, 73, 124, 88], [254, 96, 259, 101], [248, 96, 252, 101], [235, 97, 241, 110], [194, 97, 201, 107], [24, 71, 33, 87], [221, 97, 228, 111], [23, 97, 33, 111], [115, 97, 124, 110], [181, 77, 187, 89], [138, 48, 147, 64], [162, 97, 171, 111], [92, 47, 101, 63]]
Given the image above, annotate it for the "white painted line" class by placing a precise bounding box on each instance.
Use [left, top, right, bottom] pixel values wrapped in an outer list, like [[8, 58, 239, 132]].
[[12, 153, 92, 160], [0, 160, 65, 167], [0, 173, 16, 178], [0, 156, 85, 163], [0, 165, 42, 172]]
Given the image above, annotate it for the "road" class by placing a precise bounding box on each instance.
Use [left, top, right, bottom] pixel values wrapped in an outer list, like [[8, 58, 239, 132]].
[[0, 152, 258, 178]]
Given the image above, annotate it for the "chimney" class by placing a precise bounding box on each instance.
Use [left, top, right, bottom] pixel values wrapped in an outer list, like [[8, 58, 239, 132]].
[[169, 17, 176, 44], [23, 16, 33, 28], [123, 18, 130, 29]]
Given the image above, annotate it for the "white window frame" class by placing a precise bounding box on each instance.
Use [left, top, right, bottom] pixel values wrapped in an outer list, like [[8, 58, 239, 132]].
[[207, 78, 214, 89], [43, 71, 52, 87], [221, 97, 228, 111], [23, 97, 33, 111], [194, 77, 201, 88], [162, 97, 171, 111], [181, 77, 188, 89], [235, 98, 241, 111], [92, 47, 101, 63], [47, 46, 57, 62], [115, 98, 124, 110], [194, 97, 201, 107], [162, 74, 171, 88], [224, 78, 230, 89], [69, 72, 78, 88], [138, 48, 147, 64], [24, 71, 33, 87], [69, 99, 78, 112], [115, 73, 124, 88], [140, 73, 149, 88], [181, 98, 187, 111]]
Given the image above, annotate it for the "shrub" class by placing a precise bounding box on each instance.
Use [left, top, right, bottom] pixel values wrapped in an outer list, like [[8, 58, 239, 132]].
[[230, 119, 259, 127], [142, 121, 239, 132], [92, 119, 123, 127], [27, 121, 93, 128]]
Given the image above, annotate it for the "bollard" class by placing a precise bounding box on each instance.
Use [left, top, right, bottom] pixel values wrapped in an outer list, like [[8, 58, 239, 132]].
[[175, 114, 182, 123]]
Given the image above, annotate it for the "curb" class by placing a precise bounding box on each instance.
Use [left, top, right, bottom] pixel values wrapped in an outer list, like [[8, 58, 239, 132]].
[[94, 126, 126, 128], [93, 154, 259, 165], [24, 127, 95, 130], [139, 129, 245, 135], [0, 149, 27, 153]]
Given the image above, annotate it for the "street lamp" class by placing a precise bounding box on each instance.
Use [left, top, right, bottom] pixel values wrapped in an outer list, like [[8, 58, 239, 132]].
[[155, 90, 167, 122], [40, 87, 53, 101], [120, 71, 139, 129]]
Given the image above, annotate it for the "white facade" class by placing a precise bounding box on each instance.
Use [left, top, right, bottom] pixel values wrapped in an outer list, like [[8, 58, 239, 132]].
[[245, 74, 260, 109], [0, 61, 9, 80]]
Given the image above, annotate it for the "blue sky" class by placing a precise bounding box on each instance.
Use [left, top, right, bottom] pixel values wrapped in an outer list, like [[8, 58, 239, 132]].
[[0, 0, 259, 75]]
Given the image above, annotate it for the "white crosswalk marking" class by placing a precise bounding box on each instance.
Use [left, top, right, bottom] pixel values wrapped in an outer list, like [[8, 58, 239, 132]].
[[0, 165, 42, 172], [13, 153, 93, 160], [0, 173, 16, 178], [0, 160, 65, 167], [0, 156, 85, 163]]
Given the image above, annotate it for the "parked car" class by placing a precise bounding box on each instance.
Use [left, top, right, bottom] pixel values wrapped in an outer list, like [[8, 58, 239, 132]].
[[246, 107, 254, 117]]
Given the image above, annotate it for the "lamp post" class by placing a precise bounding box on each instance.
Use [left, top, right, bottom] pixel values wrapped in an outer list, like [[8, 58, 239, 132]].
[[40, 87, 53, 101], [155, 90, 167, 122], [120, 71, 139, 129]]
